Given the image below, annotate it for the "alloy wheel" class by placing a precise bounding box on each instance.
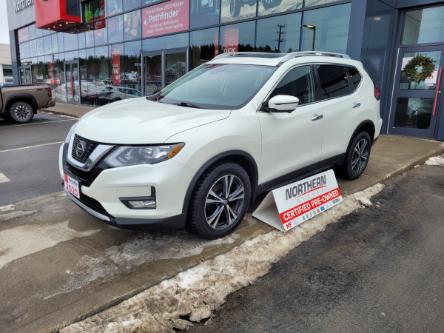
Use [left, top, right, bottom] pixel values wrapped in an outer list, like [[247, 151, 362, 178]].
[[204, 174, 245, 230], [351, 138, 370, 174], [13, 103, 32, 122]]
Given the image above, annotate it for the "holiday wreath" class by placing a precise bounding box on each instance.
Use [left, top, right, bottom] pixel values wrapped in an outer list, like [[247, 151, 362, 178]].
[[403, 55, 435, 83]]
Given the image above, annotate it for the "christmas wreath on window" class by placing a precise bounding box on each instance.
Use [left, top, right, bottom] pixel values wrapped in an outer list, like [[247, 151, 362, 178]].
[[403, 55, 435, 83]]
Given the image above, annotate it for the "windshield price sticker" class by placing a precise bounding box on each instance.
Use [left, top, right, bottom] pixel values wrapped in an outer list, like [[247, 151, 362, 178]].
[[273, 169, 342, 231]]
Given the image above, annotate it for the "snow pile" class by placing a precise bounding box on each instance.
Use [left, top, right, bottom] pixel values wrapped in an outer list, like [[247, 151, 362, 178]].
[[61, 184, 384, 333], [46, 232, 238, 299], [425, 155, 444, 166]]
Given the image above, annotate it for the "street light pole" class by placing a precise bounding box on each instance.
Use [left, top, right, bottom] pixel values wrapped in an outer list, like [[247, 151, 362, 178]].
[[303, 24, 317, 51]]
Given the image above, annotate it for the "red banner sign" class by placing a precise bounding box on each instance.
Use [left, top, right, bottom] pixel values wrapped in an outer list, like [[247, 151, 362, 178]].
[[112, 49, 121, 86], [142, 0, 189, 38]]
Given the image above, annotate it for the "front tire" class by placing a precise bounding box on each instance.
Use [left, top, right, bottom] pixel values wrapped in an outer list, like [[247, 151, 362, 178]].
[[9, 101, 34, 123], [340, 131, 372, 180], [188, 162, 252, 239]]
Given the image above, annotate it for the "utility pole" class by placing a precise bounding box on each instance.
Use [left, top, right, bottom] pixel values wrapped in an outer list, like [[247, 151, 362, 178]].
[[276, 24, 286, 52]]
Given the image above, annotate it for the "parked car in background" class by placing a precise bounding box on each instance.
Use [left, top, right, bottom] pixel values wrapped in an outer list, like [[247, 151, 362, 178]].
[[60, 51, 382, 239], [100, 86, 142, 103], [0, 84, 55, 123]]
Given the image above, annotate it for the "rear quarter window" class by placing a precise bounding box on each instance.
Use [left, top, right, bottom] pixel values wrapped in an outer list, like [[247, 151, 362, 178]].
[[348, 66, 362, 90], [316, 64, 350, 100], [316, 64, 362, 101]]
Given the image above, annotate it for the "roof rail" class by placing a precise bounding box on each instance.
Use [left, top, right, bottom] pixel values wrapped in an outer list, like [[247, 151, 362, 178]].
[[279, 51, 350, 62], [213, 51, 351, 62], [213, 52, 286, 59]]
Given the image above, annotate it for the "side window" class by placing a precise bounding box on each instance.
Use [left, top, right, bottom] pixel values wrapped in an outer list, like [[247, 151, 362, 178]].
[[348, 66, 362, 90], [316, 65, 351, 100], [270, 66, 315, 105]]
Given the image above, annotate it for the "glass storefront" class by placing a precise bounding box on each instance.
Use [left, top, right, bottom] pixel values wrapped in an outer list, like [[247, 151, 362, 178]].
[[15, 0, 351, 105]]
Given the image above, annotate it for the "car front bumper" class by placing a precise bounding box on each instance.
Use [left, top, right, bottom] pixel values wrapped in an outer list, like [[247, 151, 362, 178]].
[[59, 144, 194, 228]]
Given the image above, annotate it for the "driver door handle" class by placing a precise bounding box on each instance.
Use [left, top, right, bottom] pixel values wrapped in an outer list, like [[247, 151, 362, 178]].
[[312, 114, 323, 121], [353, 102, 361, 108]]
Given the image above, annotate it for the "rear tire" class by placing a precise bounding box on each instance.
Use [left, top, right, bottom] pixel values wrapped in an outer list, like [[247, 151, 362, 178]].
[[9, 101, 34, 123], [340, 131, 372, 180], [187, 162, 252, 239]]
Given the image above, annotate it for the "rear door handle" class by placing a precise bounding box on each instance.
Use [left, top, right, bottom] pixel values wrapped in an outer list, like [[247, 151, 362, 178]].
[[311, 114, 323, 121], [353, 102, 361, 109]]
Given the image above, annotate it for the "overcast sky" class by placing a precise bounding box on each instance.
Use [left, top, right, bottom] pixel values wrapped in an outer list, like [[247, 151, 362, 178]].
[[0, 0, 10, 44]]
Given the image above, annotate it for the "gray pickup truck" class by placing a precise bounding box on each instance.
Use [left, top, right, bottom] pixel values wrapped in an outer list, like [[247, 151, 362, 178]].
[[0, 84, 56, 123]]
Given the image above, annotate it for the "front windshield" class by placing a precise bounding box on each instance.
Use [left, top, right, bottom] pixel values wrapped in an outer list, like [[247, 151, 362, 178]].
[[157, 64, 276, 109]]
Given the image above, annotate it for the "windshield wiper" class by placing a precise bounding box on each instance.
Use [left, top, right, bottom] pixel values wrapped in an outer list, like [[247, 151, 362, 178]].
[[175, 102, 201, 109]]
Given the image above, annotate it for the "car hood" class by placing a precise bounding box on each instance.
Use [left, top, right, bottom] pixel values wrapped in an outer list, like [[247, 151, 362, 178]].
[[74, 98, 231, 144]]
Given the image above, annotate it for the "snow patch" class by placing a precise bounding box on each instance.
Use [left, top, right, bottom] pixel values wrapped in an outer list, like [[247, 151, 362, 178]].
[[0, 204, 15, 213], [61, 184, 384, 333], [46, 233, 239, 298], [425, 155, 444, 166]]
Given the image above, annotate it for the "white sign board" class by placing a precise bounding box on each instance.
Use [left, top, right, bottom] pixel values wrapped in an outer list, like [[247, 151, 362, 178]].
[[253, 169, 343, 232]]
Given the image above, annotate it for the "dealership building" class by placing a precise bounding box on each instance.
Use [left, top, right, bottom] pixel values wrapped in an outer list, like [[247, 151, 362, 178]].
[[5, 0, 444, 140]]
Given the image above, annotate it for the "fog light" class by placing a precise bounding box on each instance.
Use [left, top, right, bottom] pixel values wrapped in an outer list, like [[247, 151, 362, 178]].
[[120, 197, 156, 209]]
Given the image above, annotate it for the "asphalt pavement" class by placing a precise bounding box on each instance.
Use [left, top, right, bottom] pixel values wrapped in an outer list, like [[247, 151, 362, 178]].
[[191, 163, 444, 333], [0, 112, 76, 205]]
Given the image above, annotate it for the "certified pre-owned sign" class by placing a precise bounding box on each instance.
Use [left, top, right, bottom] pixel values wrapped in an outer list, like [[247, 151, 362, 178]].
[[253, 169, 343, 232], [15, 0, 34, 13]]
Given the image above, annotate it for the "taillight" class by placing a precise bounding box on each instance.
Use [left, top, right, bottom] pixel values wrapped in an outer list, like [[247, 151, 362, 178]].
[[47, 87, 52, 98], [374, 85, 381, 100]]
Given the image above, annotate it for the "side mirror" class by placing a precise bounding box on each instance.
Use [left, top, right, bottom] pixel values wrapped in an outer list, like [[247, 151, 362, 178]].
[[268, 95, 300, 112]]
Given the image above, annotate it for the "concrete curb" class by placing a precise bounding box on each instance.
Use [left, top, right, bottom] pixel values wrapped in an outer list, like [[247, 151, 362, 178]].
[[58, 148, 444, 332]]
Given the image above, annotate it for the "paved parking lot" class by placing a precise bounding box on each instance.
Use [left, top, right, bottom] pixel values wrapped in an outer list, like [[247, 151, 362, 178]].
[[0, 112, 76, 205], [0, 112, 443, 332]]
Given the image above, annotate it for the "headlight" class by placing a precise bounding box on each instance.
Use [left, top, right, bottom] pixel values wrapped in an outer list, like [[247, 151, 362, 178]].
[[104, 143, 185, 167]]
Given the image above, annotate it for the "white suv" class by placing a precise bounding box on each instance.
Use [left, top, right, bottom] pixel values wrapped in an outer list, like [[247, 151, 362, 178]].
[[60, 52, 382, 239]]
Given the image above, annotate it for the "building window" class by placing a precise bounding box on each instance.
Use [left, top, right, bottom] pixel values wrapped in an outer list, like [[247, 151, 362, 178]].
[[258, 0, 302, 17], [124, 0, 141, 11], [85, 30, 95, 48], [190, 0, 220, 29], [95, 46, 111, 93], [142, 32, 189, 51], [124, 10, 142, 41], [106, 0, 123, 16], [36, 38, 44, 56], [83, 48, 96, 104], [142, 0, 165, 6], [18, 26, 29, 43], [402, 6, 444, 45], [304, 0, 343, 8], [58, 33, 65, 52], [256, 13, 301, 52], [53, 53, 67, 103], [220, 21, 255, 53], [94, 25, 108, 46], [123, 41, 142, 95], [301, 3, 351, 53], [190, 28, 219, 69], [221, 0, 257, 24], [107, 14, 124, 44], [64, 33, 79, 52]]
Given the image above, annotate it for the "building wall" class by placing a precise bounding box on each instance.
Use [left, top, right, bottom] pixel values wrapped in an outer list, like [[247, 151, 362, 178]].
[[0, 44, 12, 84]]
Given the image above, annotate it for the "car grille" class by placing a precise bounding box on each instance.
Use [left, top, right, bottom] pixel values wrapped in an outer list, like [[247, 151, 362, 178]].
[[71, 135, 99, 163]]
